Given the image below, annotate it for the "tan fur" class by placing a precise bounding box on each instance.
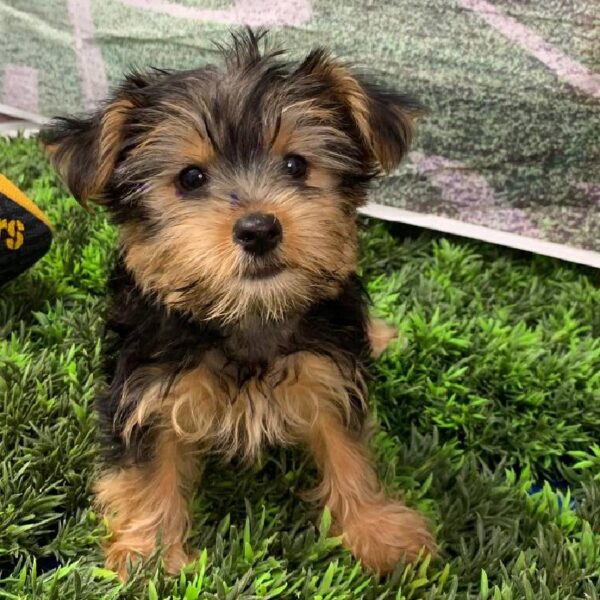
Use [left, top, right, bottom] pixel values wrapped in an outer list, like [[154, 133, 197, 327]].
[[325, 65, 374, 159], [119, 351, 365, 463], [305, 167, 337, 190], [97, 99, 134, 194], [95, 432, 199, 580], [307, 414, 436, 572], [269, 119, 293, 155], [368, 317, 398, 358]]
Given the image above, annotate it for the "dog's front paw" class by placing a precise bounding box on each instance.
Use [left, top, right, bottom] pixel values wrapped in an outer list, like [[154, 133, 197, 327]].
[[105, 538, 190, 581], [341, 500, 435, 574]]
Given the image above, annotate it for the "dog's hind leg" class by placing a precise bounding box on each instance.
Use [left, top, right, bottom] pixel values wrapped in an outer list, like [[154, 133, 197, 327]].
[[367, 317, 398, 358]]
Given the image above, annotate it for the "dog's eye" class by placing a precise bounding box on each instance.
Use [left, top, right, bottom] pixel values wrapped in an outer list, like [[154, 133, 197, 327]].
[[283, 154, 307, 179], [178, 166, 207, 191]]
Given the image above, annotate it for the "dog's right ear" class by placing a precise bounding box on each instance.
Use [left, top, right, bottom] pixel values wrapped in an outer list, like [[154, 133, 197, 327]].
[[39, 98, 135, 207], [39, 70, 165, 207]]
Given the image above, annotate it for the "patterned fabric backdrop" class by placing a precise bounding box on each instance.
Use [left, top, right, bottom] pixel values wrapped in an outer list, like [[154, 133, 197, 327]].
[[1, 0, 598, 266]]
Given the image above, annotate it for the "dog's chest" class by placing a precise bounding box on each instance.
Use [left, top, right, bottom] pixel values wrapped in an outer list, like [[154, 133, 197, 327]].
[[170, 344, 352, 462], [222, 315, 300, 366]]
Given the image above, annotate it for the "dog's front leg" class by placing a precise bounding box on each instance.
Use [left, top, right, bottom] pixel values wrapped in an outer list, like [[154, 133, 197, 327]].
[[307, 414, 435, 573], [95, 432, 199, 580]]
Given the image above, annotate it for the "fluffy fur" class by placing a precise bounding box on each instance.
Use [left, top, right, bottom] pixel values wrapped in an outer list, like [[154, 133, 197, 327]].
[[40, 29, 434, 579]]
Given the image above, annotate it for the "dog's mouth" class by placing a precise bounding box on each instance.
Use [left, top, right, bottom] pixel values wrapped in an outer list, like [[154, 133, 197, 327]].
[[241, 259, 286, 280]]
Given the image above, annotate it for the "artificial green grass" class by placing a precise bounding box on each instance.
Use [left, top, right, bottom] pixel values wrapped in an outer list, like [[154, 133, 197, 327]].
[[1, 135, 599, 598]]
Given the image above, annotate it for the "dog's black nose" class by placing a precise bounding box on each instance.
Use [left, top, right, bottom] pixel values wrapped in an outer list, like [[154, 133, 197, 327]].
[[233, 212, 282, 255]]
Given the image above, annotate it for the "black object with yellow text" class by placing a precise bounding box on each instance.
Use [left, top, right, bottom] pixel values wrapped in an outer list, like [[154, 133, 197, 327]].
[[0, 174, 52, 286]]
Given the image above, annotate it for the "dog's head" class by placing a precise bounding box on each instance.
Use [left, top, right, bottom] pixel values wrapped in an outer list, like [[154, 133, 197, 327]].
[[41, 30, 422, 323]]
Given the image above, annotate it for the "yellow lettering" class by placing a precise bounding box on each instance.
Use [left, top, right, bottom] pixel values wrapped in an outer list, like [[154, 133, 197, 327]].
[[5, 219, 25, 250]]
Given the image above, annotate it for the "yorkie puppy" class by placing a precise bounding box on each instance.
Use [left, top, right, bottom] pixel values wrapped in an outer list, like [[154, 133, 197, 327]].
[[41, 30, 434, 579]]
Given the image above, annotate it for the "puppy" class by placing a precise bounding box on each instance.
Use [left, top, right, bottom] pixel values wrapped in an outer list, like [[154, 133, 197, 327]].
[[41, 29, 434, 579]]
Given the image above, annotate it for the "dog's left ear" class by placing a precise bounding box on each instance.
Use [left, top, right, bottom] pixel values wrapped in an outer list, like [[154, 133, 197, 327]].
[[296, 50, 425, 172]]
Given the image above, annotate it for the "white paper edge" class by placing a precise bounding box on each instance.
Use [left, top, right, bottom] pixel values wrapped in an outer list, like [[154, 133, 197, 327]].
[[0, 104, 48, 125], [0, 122, 40, 138], [360, 202, 600, 269]]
